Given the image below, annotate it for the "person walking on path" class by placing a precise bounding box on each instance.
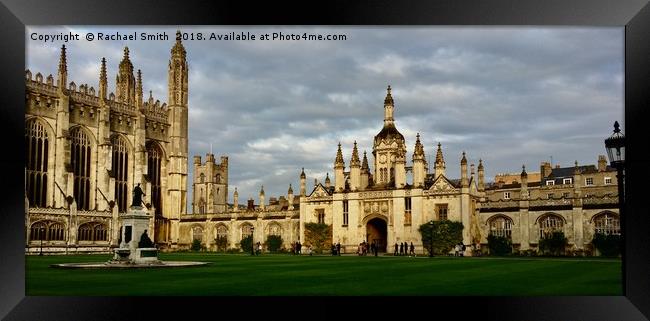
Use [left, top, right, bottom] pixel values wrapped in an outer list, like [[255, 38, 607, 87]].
[[399, 242, 404, 256], [394, 243, 399, 256], [410, 242, 415, 257], [336, 242, 341, 256]]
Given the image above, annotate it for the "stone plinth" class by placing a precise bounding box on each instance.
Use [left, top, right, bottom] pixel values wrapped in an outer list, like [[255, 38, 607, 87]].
[[112, 206, 157, 263]]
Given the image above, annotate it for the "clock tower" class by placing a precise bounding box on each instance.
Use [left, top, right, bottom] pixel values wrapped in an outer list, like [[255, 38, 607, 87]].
[[373, 85, 406, 187]]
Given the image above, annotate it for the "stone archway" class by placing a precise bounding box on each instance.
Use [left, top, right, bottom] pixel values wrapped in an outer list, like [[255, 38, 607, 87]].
[[366, 217, 388, 252]]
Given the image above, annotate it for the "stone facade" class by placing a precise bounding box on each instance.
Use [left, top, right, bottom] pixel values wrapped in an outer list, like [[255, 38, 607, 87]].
[[25, 32, 188, 254], [178, 87, 620, 255]]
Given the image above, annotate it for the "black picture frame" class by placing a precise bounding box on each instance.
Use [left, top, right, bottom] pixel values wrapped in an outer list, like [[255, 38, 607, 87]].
[[1, 0, 649, 320]]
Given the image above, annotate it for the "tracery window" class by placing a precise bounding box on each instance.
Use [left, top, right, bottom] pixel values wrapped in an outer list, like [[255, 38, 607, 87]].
[[593, 212, 620, 235], [241, 224, 253, 240], [343, 200, 349, 226], [147, 142, 162, 215], [268, 223, 281, 236], [404, 197, 412, 225], [70, 127, 91, 210], [192, 226, 203, 242], [30, 221, 65, 241], [111, 135, 129, 212], [78, 222, 108, 241], [489, 216, 513, 238], [25, 119, 49, 207], [216, 225, 228, 239], [539, 214, 564, 238]]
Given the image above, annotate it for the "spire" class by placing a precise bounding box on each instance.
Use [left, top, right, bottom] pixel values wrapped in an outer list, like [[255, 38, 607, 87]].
[[351, 141, 360, 166], [300, 167, 306, 179], [435, 142, 445, 165], [521, 164, 527, 176], [461, 151, 467, 165], [234, 187, 239, 196], [57, 45, 67, 90], [383, 85, 395, 126], [99, 57, 107, 100], [288, 184, 293, 194], [362, 151, 369, 170], [478, 158, 484, 170], [116, 46, 135, 104], [171, 30, 187, 58], [384, 85, 394, 105], [325, 173, 331, 184], [335, 142, 345, 168], [413, 133, 425, 157], [260, 185, 265, 195]]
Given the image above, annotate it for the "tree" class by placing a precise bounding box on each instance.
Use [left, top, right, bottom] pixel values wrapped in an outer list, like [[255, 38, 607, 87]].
[[487, 234, 512, 256], [304, 223, 332, 254], [240, 235, 253, 253], [191, 239, 202, 252], [539, 231, 568, 256], [266, 235, 283, 253], [214, 236, 228, 252], [591, 233, 621, 257], [418, 220, 463, 256]]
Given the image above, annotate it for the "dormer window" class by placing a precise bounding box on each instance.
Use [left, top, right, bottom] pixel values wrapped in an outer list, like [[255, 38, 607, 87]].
[[563, 178, 572, 185], [585, 177, 594, 186], [546, 180, 555, 186]]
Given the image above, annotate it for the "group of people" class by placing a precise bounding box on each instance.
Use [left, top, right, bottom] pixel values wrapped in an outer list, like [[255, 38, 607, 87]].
[[331, 242, 342, 256], [451, 242, 466, 257], [290, 241, 313, 256], [394, 242, 416, 256], [356, 241, 379, 256], [254, 241, 262, 255]]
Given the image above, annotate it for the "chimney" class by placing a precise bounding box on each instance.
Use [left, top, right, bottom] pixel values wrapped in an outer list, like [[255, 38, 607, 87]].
[[598, 155, 607, 172]]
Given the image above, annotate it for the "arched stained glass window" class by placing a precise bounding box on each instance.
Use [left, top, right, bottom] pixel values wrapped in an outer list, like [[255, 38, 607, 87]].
[[70, 128, 91, 210], [25, 119, 49, 207]]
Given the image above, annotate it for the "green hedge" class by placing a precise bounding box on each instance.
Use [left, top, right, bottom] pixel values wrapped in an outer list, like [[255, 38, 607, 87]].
[[487, 234, 512, 256], [591, 233, 621, 257], [304, 223, 332, 254], [240, 235, 253, 253], [539, 231, 568, 256], [266, 235, 283, 253], [418, 220, 463, 255]]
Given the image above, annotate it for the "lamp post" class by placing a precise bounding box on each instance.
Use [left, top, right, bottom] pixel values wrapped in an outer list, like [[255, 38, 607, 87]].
[[429, 221, 434, 258], [250, 227, 255, 256], [604, 121, 625, 290]]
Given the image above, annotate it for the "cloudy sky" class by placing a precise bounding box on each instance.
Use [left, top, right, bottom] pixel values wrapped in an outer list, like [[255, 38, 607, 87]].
[[26, 26, 623, 212]]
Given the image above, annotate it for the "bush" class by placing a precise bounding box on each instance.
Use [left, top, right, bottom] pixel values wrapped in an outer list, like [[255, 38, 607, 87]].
[[191, 239, 202, 252], [591, 233, 621, 257], [418, 220, 463, 256], [304, 223, 332, 254], [265, 235, 283, 253], [487, 234, 512, 256], [539, 231, 568, 256], [225, 248, 241, 254], [214, 236, 228, 252], [240, 235, 253, 253]]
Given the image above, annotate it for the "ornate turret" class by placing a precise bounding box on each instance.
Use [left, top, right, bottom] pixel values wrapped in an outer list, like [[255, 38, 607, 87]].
[[325, 173, 331, 189], [383, 85, 394, 125], [335, 142, 345, 168], [373, 86, 406, 186], [57, 45, 67, 93], [412, 133, 426, 188], [335, 143, 345, 192], [351, 141, 361, 167], [434, 142, 446, 178], [300, 168, 306, 196], [287, 184, 294, 211], [460, 152, 468, 187], [116, 47, 136, 104], [350, 141, 361, 191], [99, 57, 107, 101], [361, 151, 370, 190], [233, 187, 239, 212]]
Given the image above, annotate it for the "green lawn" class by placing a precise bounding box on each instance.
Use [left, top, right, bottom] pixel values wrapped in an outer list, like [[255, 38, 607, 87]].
[[26, 253, 622, 296]]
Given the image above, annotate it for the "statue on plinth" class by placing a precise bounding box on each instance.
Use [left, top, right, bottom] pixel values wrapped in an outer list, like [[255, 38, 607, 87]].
[[132, 183, 145, 208], [138, 230, 154, 248]]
